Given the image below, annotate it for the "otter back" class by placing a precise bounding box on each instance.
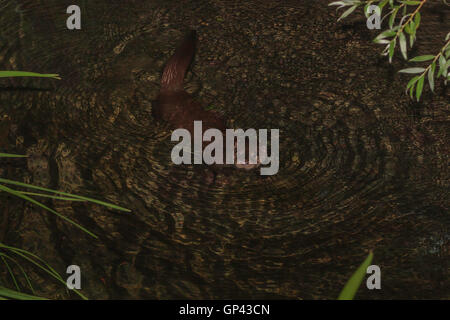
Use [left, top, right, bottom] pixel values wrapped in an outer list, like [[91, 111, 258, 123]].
[[153, 30, 227, 137]]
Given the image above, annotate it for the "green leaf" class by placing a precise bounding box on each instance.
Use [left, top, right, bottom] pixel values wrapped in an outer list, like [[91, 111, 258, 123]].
[[364, 3, 372, 18], [408, 20, 416, 36], [338, 5, 358, 21], [441, 57, 449, 77], [409, 33, 415, 48], [338, 252, 374, 300], [407, 20, 416, 48], [409, 55, 435, 62], [366, 1, 380, 17], [437, 55, 447, 77], [375, 30, 397, 41], [440, 54, 447, 66], [398, 67, 425, 74], [416, 76, 424, 101], [379, 0, 389, 11], [428, 62, 435, 92], [399, 31, 408, 60], [404, 23, 411, 34], [389, 6, 399, 29], [444, 60, 450, 75], [329, 1, 347, 7], [389, 39, 396, 63], [405, 75, 421, 93], [414, 11, 421, 29], [0, 71, 60, 80], [409, 81, 415, 98], [374, 39, 391, 44], [409, 20, 416, 33], [399, 1, 421, 5]]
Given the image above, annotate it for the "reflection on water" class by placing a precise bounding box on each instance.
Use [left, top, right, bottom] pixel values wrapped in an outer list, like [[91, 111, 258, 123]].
[[0, 0, 448, 299]]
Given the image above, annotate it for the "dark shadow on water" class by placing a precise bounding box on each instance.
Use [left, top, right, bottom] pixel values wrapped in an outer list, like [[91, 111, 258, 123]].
[[0, 86, 53, 92]]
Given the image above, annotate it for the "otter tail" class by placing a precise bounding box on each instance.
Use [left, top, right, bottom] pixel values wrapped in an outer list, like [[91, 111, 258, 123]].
[[160, 30, 196, 92]]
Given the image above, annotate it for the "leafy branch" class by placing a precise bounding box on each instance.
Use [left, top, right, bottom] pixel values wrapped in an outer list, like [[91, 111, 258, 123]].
[[399, 34, 450, 100], [329, 0, 450, 101]]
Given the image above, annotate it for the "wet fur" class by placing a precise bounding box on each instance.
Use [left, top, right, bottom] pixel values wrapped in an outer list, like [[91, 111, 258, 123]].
[[153, 30, 258, 184], [153, 30, 227, 137]]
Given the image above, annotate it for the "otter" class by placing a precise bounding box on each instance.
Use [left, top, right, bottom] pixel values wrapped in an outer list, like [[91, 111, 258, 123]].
[[153, 30, 227, 139], [152, 30, 260, 184]]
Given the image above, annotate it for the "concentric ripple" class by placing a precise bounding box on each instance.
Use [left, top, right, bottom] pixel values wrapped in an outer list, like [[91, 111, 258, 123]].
[[1, 0, 448, 299]]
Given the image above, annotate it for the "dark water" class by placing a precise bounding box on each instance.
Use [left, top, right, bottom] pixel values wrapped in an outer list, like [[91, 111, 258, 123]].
[[0, 0, 448, 299]]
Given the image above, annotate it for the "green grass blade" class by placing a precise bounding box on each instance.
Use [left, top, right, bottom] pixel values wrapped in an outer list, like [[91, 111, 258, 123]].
[[0, 153, 28, 158], [0, 243, 62, 279], [0, 243, 87, 300], [0, 252, 35, 294], [0, 184, 97, 238], [0, 255, 20, 291], [0, 178, 131, 212], [19, 191, 86, 202], [0, 71, 60, 80], [0, 286, 47, 300], [338, 251, 374, 300]]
